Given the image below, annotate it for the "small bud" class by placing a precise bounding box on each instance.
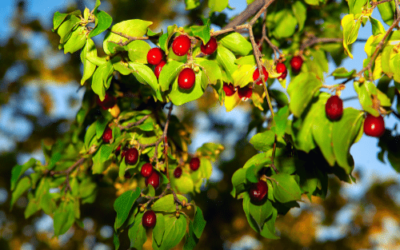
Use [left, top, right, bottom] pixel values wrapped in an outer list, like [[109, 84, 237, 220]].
[[182, 200, 186, 206], [140, 206, 145, 212], [260, 175, 267, 182], [193, 66, 200, 73], [359, 77, 365, 83], [109, 104, 120, 118], [187, 205, 192, 210], [176, 212, 180, 218], [178, 27, 185, 33]]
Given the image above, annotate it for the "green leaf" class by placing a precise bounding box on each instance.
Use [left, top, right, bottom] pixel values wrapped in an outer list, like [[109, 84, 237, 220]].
[[272, 9, 297, 39], [232, 64, 254, 88], [126, 40, 151, 64], [377, 1, 396, 26], [92, 61, 113, 100], [57, 15, 80, 44], [250, 130, 275, 152], [220, 32, 252, 56], [242, 193, 261, 232], [354, 81, 380, 116], [152, 194, 188, 212], [243, 152, 271, 169], [64, 26, 87, 54], [332, 108, 363, 173], [169, 70, 206, 106], [191, 21, 211, 44], [235, 55, 256, 66], [183, 222, 198, 250], [312, 50, 329, 73], [260, 207, 279, 239], [287, 72, 322, 117], [291, 1, 306, 31], [128, 212, 146, 250], [200, 158, 212, 180], [370, 17, 385, 36], [249, 198, 273, 228], [160, 215, 187, 250], [348, 0, 367, 15], [193, 207, 206, 238], [216, 46, 238, 77], [128, 62, 159, 92], [158, 25, 177, 53], [93, 0, 101, 13], [341, 14, 362, 59], [114, 233, 120, 250], [54, 202, 75, 236], [171, 172, 194, 193], [208, 0, 229, 12], [11, 177, 31, 208], [89, 11, 112, 38], [103, 19, 153, 54], [80, 39, 97, 85], [159, 61, 184, 91], [331, 67, 357, 79], [274, 106, 289, 138], [153, 213, 165, 246], [185, 0, 200, 10], [96, 118, 109, 139], [246, 165, 264, 183], [271, 173, 302, 203], [84, 122, 97, 151], [11, 158, 36, 191], [114, 187, 141, 230], [232, 168, 247, 188], [79, 178, 97, 198], [53, 12, 69, 30], [196, 59, 222, 85]]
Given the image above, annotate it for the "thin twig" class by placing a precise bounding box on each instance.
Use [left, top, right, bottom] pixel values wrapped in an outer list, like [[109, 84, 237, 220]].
[[118, 115, 150, 130], [49, 157, 86, 193], [108, 30, 149, 46], [163, 104, 173, 179], [371, 0, 396, 7]]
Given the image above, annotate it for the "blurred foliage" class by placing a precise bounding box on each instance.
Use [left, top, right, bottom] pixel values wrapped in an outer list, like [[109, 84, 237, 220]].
[[1, 0, 400, 249]]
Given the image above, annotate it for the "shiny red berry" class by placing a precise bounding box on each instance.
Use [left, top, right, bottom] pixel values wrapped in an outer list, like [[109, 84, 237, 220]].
[[121, 149, 127, 159], [145, 171, 160, 189], [276, 62, 286, 74], [178, 68, 196, 90], [154, 60, 166, 79], [364, 114, 385, 137], [147, 48, 164, 65], [252, 66, 268, 85], [96, 93, 116, 110], [174, 167, 183, 178], [125, 148, 139, 165], [102, 127, 112, 143], [142, 210, 156, 228], [201, 37, 218, 55], [325, 95, 343, 120], [172, 35, 191, 56], [223, 83, 236, 96], [238, 86, 253, 100], [290, 56, 303, 72], [141, 163, 153, 178], [249, 180, 268, 203], [189, 157, 200, 171], [278, 69, 287, 80]]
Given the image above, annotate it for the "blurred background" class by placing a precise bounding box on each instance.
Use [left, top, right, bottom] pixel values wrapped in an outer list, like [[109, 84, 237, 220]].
[[1, 0, 400, 249]]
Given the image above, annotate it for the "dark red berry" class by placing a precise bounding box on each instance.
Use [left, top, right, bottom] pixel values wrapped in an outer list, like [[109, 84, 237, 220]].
[[115, 145, 121, 156], [364, 114, 385, 137], [124, 171, 132, 179], [325, 95, 343, 120], [278, 69, 287, 80], [178, 68, 196, 90], [174, 167, 183, 178], [102, 127, 112, 143], [172, 35, 191, 56], [249, 180, 268, 203], [121, 149, 127, 159], [141, 163, 153, 178], [223, 83, 236, 96], [238, 86, 253, 100], [142, 210, 156, 228], [201, 37, 218, 55], [96, 93, 116, 110], [276, 62, 286, 74], [154, 60, 166, 79], [290, 56, 303, 72], [145, 171, 160, 189], [252, 66, 268, 85], [125, 148, 139, 165], [189, 157, 200, 171], [147, 47, 164, 65]]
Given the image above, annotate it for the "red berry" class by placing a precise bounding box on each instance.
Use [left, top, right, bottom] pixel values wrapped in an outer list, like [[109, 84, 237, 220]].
[[325, 95, 343, 120], [124, 171, 132, 179], [249, 180, 268, 203], [115, 145, 121, 156], [141, 163, 153, 178], [154, 60, 166, 79], [278, 69, 287, 80], [174, 167, 183, 178], [147, 48, 164, 65], [96, 93, 116, 110], [238, 86, 253, 100], [364, 114, 385, 137], [290, 56, 303, 72], [125, 148, 139, 165], [201, 37, 218, 55], [223, 83, 236, 96], [178, 68, 196, 90], [172, 35, 191, 56], [142, 210, 157, 228], [145, 171, 160, 189], [189, 157, 200, 171], [102, 127, 112, 143], [252, 66, 268, 85], [276, 62, 286, 74], [121, 149, 127, 159]]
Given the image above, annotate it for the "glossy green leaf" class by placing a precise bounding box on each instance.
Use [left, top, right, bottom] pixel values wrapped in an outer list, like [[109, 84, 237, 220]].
[[292, 1, 306, 31], [92, 61, 113, 101], [232, 64, 254, 88], [11, 158, 36, 191], [271, 173, 302, 203], [89, 11, 112, 38], [128, 212, 146, 250], [114, 187, 141, 230], [272, 9, 297, 39], [152, 194, 188, 212], [354, 81, 380, 116], [249, 130, 275, 152], [196, 58, 222, 85], [169, 70, 206, 106], [160, 215, 187, 250], [370, 17, 385, 36], [80, 39, 97, 85], [274, 106, 289, 138], [348, 0, 367, 15], [331, 67, 357, 79], [208, 0, 229, 12], [191, 21, 211, 44], [126, 40, 151, 64], [53, 12, 69, 30], [341, 14, 362, 59], [11, 177, 31, 208], [216, 45, 238, 77], [57, 15, 80, 44], [183, 222, 198, 250], [128, 62, 158, 92], [287, 72, 322, 117], [153, 213, 165, 246], [193, 207, 206, 239], [54, 201, 75, 236], [159, 61, 184, 91], [377, 1, 396, 26], [185, 0, 200, 9], [248, 198, 273, 228], [220, 32, 252, 56], [171, 173, 194, 193], [64, 26, 87, 54], [158, 24, 177, 53]]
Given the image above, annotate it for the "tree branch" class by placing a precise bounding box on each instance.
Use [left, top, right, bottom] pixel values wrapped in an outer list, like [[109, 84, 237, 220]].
[[118, 115, 150, 130]]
